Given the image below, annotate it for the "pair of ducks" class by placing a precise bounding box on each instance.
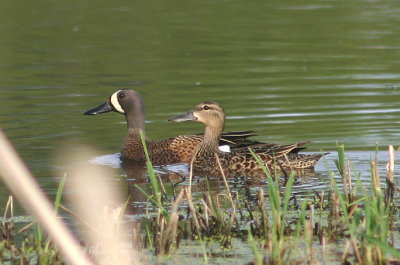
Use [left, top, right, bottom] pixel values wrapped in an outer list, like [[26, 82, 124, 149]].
[[84, 89, 323, 177]]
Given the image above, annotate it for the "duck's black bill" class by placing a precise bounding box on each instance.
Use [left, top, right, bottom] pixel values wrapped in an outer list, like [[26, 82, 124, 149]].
[[83, 101, 113, 115], [168, 111, 197, 122]]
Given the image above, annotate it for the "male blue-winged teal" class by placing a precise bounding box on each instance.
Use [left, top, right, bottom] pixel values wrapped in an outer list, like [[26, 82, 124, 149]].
[[168, 102, 323, 177], [84, 89, 263, 165]]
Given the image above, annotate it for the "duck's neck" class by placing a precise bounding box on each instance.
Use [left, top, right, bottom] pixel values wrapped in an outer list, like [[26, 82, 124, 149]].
[[128, 128, 145, 137], [125, 113, 145, 130], [201, 124, 224, 152]]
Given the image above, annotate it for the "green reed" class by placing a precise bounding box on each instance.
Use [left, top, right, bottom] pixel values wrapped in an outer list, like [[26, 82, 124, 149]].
[[248, 148, 299, 264], [331, 144, 400, 264], [247, 226, 263, 265], [136, 130, 168, 218]]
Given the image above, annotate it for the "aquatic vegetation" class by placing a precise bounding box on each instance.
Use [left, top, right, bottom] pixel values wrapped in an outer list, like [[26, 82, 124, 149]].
[[0, 188, 63, 264], [132, 139, 400, 264], [0, 137, 400, 264]]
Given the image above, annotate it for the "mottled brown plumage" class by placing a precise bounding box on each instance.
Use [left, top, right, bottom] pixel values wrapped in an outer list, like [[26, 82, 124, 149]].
[[278, 152, 324, 169], [84, 89, 261, 165], [168, 102, 323, 177], [120, 128, 204, 164]]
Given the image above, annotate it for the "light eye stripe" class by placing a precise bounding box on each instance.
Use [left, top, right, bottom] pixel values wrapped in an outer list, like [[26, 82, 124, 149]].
[[110, 90, 125, 113]]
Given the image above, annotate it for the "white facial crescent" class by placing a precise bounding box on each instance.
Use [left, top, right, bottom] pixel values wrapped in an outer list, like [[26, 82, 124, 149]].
[[110, 90, 125, 113]]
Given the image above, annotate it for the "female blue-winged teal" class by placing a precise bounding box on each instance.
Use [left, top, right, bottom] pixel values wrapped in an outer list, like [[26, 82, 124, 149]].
[[84, 89, 262, 165], [168, 102, 323, 177]]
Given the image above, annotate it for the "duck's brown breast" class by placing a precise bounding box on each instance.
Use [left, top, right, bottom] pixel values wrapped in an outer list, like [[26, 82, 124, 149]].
[[121, 132, 204, 165]]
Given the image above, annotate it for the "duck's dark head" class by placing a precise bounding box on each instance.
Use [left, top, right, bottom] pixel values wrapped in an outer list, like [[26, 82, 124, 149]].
[[84, 89, 145, 129]]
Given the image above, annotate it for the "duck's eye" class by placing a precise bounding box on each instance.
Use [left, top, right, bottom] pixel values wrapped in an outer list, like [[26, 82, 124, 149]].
[[119, 93, 125, 99], [203, 105, 210, 110]]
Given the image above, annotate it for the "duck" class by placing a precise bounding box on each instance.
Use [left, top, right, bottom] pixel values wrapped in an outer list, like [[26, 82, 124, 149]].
[[83, 89, 263, 165], [168, 102, 323, 177]]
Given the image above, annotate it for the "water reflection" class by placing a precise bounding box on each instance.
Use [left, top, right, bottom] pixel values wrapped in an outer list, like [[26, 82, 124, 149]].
[[90, 149, 400, 200], [88, 151, 328, 214]]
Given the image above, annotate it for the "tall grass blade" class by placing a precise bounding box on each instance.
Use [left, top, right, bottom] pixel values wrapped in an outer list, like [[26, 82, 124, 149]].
[[330, 177, 349, 224], [205, 177, 220, 220], [364, 235, 400, 259], [280, 171, 295, 237], [54, 174, 67, 214], [248, 227, 263, 265], [140, 131, 161, 201], [334, 143, 345, 176]]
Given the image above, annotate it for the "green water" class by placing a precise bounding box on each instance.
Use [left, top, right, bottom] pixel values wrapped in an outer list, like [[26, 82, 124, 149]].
[[1, 0, 400, 262]]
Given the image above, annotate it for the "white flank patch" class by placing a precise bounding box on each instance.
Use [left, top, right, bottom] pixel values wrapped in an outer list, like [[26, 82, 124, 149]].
[[219, 145, 231, 153], [110, 90, 125, 113]]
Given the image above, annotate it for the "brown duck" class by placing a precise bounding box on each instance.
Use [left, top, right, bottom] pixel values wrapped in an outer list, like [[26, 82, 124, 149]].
[[168, 102, 323, 177], [84, 89, 262, 165]]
